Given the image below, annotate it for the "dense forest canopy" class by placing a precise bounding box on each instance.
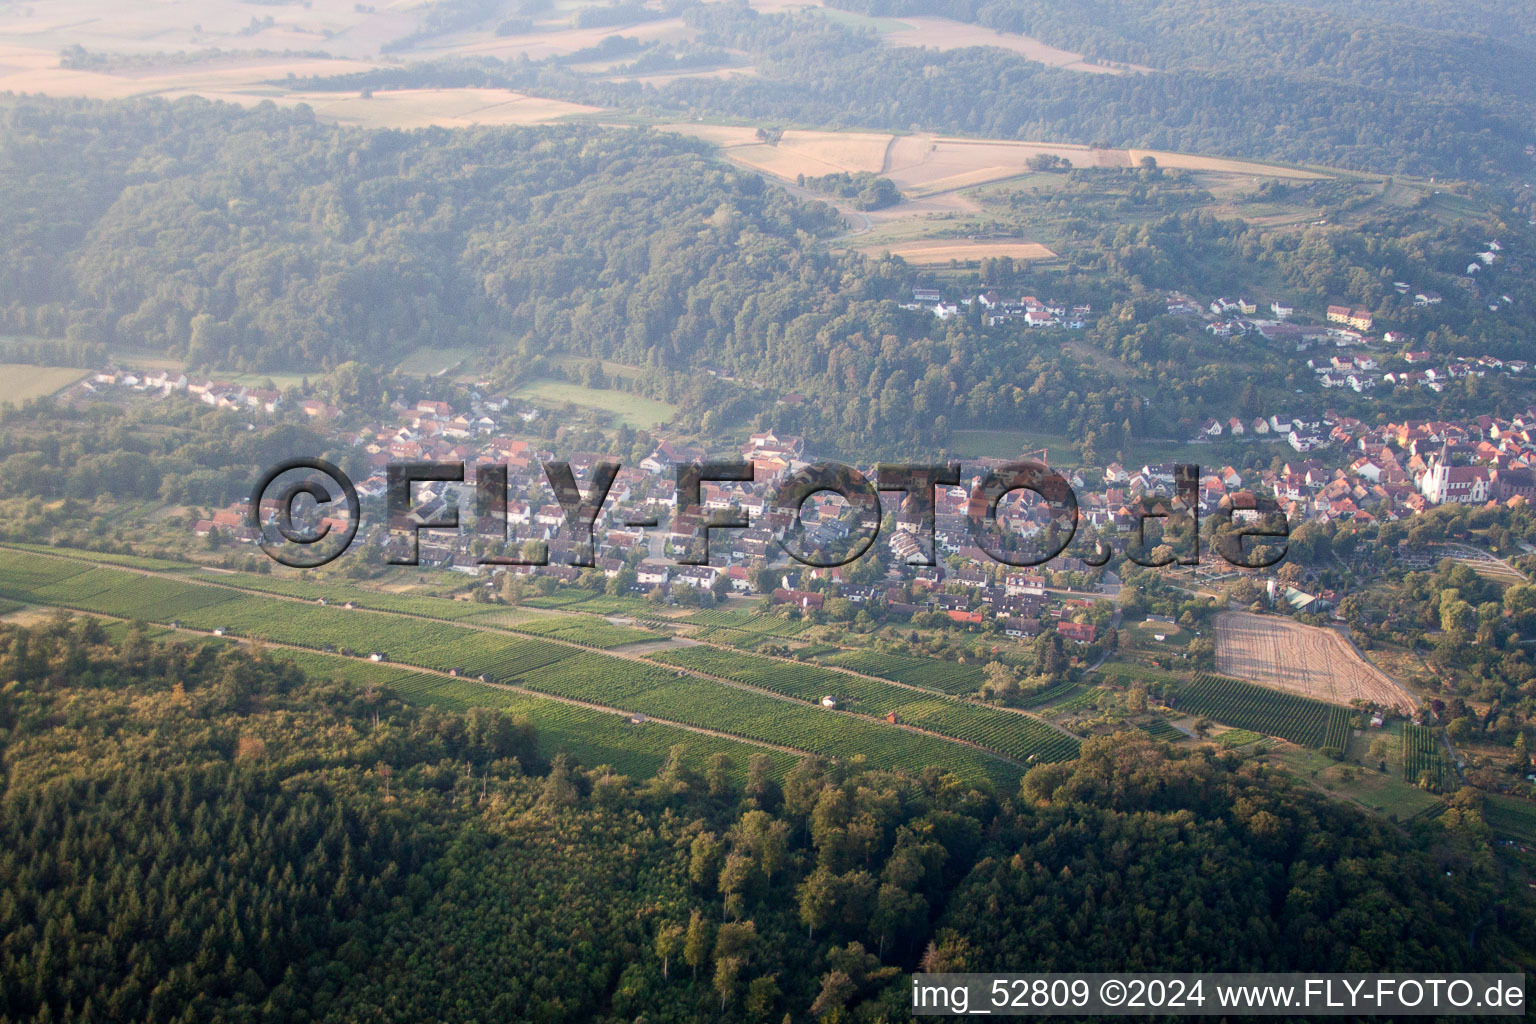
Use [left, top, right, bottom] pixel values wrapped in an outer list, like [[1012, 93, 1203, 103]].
[[0, 618, 1526, 1023]]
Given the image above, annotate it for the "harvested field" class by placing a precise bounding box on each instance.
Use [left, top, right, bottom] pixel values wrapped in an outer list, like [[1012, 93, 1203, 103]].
[[679, 126, 1329, 200], [723, 129, 895, 178], [863, 240, 1056, 264], [0, 0, 602, 129], [880, 16, 1151, 75], [1215, 611, 1414, 714], [277, 88, 598, 128], [415, 18, 695, 63], [0, 364, 90, 405], [0, 39, 596, 126]]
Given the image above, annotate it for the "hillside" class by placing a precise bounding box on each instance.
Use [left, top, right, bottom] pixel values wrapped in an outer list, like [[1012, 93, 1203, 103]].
[[0, 616, 1525, 1022]]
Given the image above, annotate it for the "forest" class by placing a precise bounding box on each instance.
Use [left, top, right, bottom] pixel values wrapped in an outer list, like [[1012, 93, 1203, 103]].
[[0, 96, 1157, 452], [0, 616, 1529, 1023]]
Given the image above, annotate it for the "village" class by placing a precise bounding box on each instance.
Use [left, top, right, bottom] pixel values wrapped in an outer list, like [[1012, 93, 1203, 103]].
[[63, 335, 1536, 646]]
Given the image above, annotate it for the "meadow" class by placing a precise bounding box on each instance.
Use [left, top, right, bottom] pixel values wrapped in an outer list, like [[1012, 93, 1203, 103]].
[[511, 378, 677, 429]]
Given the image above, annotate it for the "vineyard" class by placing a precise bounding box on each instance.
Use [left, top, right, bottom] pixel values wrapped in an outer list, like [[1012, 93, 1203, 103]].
[[624, 680, 1022, 789], [819, 649, 984, 694], [1216, 729, 1264, 748], [487, 615, 662, 649], [522, 592, 650, 616], [0, 548, 1033, 788], [648, 647, 1078, 764], [683, 608, 809, 638], [882, 698, 1078, 763], [1323, 708, 1355, 752], [1137, 717, 1181, 740], [1171, 673, 1334, 747], [0, 545, 661, 651], [280, 650, 795, 782], [1484, 794, 1536, 845], [1052, 687, 1107, 713], [1017, 678, 1081, 709], [1402, 724, 1452, 790]]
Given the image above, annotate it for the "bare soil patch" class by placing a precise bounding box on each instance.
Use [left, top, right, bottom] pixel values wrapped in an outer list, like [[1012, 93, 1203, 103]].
[[1215, 611, 1414, 714], [861, 239, 1056, 264]]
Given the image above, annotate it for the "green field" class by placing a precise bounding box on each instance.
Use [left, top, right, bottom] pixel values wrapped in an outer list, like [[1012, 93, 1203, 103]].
[[0, 364, 90, 404], [280, 650, 792, 782], [1323, 707, 1355, 752], [512, 378, 677, 429], [1171, 673, 1335, 747], [1137, 717, 1182, 740], [819, 648, 985, 694], [1272, 744, 1444, 819], [811, 6, 914, 33], [1403, 724, 1454, 790], [395, 346, 480, 376], [649, 645, 1078, 764], [1484, 794, 1536, 845], [0, 547, 1025, 788]]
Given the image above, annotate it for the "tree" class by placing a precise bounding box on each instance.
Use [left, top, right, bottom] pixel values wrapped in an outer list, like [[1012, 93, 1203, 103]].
[[760, 819, 790, 880], [714, 919, 757, 962], [797, 868, 838, 939], [746, 974, 781, 1020], [745, 753, 780, 809], [683, 910, 712, 980], [981, 661, 1017, 699], [919, 930, 973, 972], [706, 753, 734, 799], [655, 923, 684, 980], [1440, 597, 1475, 636], [872, 882, 926, 959], [538, 754, 578, 807], [689, 831, 723, 890], [720, 850, 755, 919], [808, 970, 856, 1019], [714, 956, 743, 1012]]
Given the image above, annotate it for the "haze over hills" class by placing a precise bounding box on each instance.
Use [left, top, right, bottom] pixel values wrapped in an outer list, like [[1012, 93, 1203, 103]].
[[2, 0, 1533, 180]]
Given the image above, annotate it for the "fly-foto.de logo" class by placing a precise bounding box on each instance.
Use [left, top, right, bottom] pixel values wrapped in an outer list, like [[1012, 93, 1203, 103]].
[[250, 458, 1289, 570]]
